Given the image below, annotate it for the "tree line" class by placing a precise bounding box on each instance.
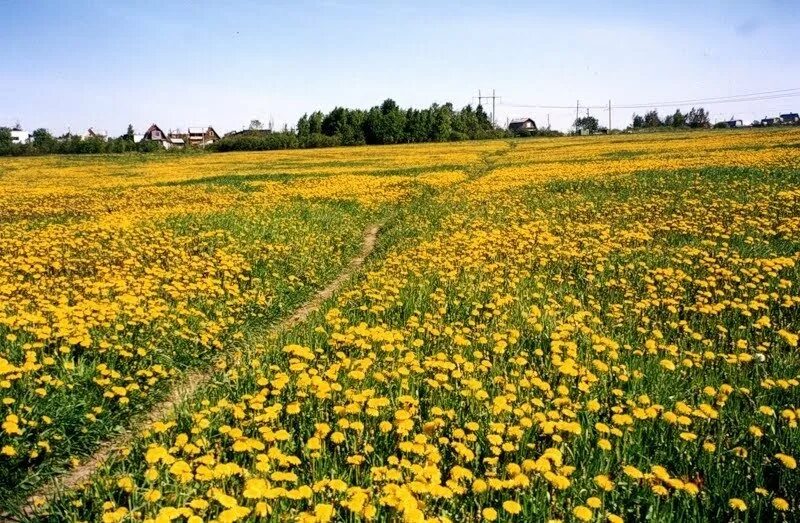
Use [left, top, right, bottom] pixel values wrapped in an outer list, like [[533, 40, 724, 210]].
[[213, 99, 508, 152], [630, 107, 711, 129], [2, 99, 510, 156]]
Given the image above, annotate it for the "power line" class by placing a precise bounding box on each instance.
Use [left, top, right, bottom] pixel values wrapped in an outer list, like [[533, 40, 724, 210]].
[[612, 91, 800, 109], [612, 87, 800, 108], [474, 89, 501, 126], [500, 87, 800, 111]]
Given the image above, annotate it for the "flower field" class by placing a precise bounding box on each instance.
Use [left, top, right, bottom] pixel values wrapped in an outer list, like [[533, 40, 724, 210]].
[[2, 129, 800, 521]]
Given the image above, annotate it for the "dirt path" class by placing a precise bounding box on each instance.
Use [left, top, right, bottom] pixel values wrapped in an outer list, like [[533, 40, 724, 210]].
[[13, 224, 381, 520]]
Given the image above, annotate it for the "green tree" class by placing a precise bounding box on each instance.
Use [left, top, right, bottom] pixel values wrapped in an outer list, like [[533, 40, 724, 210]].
[[380, 99, 405, 144], [644, 110, 662, 127], [687, 107, 710, 128], [574, 116, 599, 133], [321, 107, 347, 136], [430, 103, 453, 142], [476, 104, 492, 130], [296, 114, 311, 140], [0, 127, 12, 155], [670, 109, 686, 128], [32, 128, 56, 153], [308, 112, 324, 135]]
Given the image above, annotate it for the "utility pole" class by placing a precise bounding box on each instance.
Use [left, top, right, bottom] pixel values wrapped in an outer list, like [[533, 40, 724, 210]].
[[492, 89, 496, 127], [547, 114, 550, 130], [475, 89, 500, 127], [608, 100, 612, 132], [576, 100, 579, 133]]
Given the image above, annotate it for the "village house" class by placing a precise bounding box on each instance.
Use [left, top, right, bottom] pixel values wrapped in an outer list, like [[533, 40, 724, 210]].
[[780, 113, 800, 124], [722, 119, 743, 128], [10, 129, 30, 144], [157, 125, 221, 148], [142, 123, 177, 148], [508, 118, 537, 134], [761, 116, 782, 126], [186, 126, 220, 146]]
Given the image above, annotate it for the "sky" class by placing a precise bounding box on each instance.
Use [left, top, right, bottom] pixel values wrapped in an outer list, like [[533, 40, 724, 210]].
[[2, 0, 800, 135]]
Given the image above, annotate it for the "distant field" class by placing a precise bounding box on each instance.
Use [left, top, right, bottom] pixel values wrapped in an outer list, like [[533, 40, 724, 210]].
[[2, 129, 800, 521]]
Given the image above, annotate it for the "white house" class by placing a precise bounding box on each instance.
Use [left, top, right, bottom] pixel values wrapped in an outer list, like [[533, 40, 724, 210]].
[[10, 130, 30, 144]]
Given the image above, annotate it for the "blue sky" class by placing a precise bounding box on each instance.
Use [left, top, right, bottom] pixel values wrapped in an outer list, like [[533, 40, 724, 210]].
[[2, 0, 799, 135]]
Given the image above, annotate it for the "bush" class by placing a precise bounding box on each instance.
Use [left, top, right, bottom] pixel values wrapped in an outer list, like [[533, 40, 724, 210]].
[[212, 132, 299, 152], [300, 133, 341, 149]]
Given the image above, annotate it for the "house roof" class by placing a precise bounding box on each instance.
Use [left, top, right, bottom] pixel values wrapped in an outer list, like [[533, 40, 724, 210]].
[[780, 113, 799, 118], [144, 123, 170, 140], [188, 127, 206, 134], [510, 118, 534, 124], [171, 137, 185, 144]]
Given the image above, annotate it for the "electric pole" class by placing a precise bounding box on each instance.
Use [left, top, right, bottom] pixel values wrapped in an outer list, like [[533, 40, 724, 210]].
[[576, 100, 579, 133], [474, 89, 501, 127], [608, 100, 612, 132], [492, 89, 496, 127], [547, 114, 550, 130]]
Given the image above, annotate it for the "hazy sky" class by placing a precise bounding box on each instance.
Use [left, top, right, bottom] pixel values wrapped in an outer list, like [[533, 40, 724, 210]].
[[2, 0, 800, 135]]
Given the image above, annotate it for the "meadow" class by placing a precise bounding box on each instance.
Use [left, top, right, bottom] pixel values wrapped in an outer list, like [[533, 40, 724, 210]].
[[1, 129, 799, 521]]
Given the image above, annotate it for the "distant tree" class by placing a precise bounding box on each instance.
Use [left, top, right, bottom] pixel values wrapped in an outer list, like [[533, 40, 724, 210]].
[[321, 107, 347, 136], [430, 103, 453, 142], [0, 127, 12, 155], [574, 115, 599, 133], [644, 110, 662, 127], [249, 119, 264, 131], [475, 104, 491, 129], [296, 114, 311, 139], [751, 120, 762, 127], [123, 124, 135, 141], [381, 99, 406, 144], [670, 109, 686, 128], [308, 112, 324, 135], [686, 107, 710, 128], [403, 108, 428, 143], [32, 128, 55, 153], [341, 109, 366, 145], [631, 114, 644, 129]]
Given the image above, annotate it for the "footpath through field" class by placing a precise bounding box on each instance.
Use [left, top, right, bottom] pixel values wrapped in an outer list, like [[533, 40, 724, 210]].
[[10, 224, 380, 520]]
